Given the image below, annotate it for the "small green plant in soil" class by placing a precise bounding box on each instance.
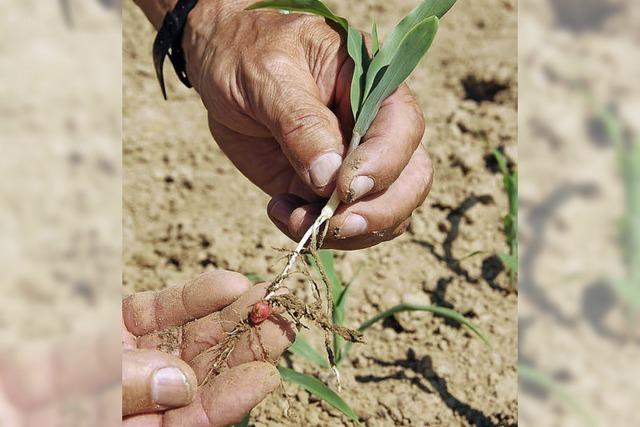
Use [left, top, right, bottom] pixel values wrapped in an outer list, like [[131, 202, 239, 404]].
[[592, 104, 640, 322], [283, 250, 489, 423], [518, 365, 597, 427], [244, 250, 489, 424], [493, 148, 518, 286], [205, 0, 490, 423]]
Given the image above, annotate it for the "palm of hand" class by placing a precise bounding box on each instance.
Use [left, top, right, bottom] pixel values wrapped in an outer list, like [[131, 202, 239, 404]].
[[122, 271, 294, 426]]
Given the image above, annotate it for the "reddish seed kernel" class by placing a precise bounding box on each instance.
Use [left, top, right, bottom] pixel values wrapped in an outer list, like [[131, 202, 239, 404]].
[[250, 300, 272, 325]]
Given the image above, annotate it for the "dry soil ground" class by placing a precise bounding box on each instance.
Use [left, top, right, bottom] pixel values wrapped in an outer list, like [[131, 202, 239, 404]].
[[123, 0, 518, 425]]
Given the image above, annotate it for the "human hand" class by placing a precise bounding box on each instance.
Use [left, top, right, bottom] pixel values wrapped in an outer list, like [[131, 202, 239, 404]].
[[181, 0, 433, 250], [122, 270, 295, 426]]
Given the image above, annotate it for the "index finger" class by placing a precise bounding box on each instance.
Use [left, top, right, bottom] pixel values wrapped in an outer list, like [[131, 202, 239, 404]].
[[122, 270, 251, 336], [335, 83, 425, 203]]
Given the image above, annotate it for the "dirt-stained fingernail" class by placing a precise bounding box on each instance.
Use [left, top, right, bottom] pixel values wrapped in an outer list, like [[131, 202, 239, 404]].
[[338, 214, 368, 238], [349, 176, 374, 201], [310, 152, 342, 188], [151, 367, 193, 407]]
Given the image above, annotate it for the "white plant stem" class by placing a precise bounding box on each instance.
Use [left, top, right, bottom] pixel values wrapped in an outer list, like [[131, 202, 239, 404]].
[[265, 131, 363, 300]]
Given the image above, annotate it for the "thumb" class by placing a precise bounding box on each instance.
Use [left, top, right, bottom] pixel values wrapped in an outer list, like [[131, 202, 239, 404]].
[[122, 349, 197, 416], [259, 65, 346, 197]]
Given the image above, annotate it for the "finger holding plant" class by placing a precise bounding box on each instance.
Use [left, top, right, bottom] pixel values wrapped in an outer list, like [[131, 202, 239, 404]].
[[175, 0, 435, 250], [152, 0, 479, 423], [191, 0, 461, 388]]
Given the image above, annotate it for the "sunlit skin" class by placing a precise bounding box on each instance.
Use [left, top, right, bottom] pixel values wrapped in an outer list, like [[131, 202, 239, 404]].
[[122, 270, 295, 427], [135, 0, 434, 250]]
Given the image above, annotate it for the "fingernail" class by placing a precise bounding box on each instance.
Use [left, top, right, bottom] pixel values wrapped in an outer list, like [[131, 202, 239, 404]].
[[151, 367, 192, 406], [269, 199, 294, 225], [349, 176, 375, 201], [310, 152, 342, 188], [338, 214, 368, 238]]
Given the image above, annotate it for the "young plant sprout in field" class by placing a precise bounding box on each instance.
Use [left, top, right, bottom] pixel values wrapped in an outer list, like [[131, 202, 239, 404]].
[[592, 103, 640, 322], [247, 0, 457, 301], [493, 149, 518, 286], [287, 250, 489, 423], [242, 251, 489, 425], [211, 0, 462, 401]]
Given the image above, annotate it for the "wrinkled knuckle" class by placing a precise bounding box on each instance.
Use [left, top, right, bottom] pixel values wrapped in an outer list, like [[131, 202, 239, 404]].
[[312, 26, 342, 54], [279, 107, 329, 141], [292, 14, 325, 35]]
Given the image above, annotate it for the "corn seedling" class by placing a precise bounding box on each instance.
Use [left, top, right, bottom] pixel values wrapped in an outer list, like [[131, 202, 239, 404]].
[[244, 0, 456, 296], [210, 0, 463, 417], [593, 105, 640, 319], [518, 364, 597, 427], [243, 251, 488, 425], [493, 149, 518, 286], [284, 250, 489, 423]]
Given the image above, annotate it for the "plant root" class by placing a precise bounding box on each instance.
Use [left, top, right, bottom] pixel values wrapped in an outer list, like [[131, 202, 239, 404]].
[[202, 135, 366, 387]]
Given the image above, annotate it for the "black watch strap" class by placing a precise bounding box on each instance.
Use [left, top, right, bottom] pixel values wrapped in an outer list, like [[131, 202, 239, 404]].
[[153, 0, 199, 100]]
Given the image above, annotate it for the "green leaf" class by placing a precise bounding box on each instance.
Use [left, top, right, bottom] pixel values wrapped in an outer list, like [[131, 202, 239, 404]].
[[519, 365, 598, 427], [233, 413, 251, 427], [371, 18, 379, 56], [347, 27, 368, 119], [498, 252, 517, 273], [492, 148, 509, 177], [342, 303, 490, 360], [355, 17, 439, 134], [246, 0, 347, 30], [361, 0, 456, 101], [610, 278, 640, 310], [318, 250, 343, 307], [278, 367, 360, 424], [288, 336, 329, 368], [245, 273, 264, 284], [333, 282, 353, 363]]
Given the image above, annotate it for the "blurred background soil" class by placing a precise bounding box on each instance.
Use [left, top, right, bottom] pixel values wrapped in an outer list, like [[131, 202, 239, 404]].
[[519, 1, 640, 426], [123, 0, 517, 425], [0, 0, 121, 423]]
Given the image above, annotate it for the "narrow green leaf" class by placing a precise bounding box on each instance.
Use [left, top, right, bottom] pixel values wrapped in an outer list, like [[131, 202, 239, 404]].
[[233, 413, 251, 427], [492, 148, 509, 177], [498, 252, 517, 272], [355, 17, 439, 134], [333, 282, 352, 363], [341, 303, 490, 360], [371, 18, 379, 56], [278, 367, 360, 424], [318, 249, 343, 306], [246, 0, 347, 30], [361, 0, 456, 100], [288, 336, 329, 368], [519, 365, 598, 427], [347, 27, 367, 119]]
